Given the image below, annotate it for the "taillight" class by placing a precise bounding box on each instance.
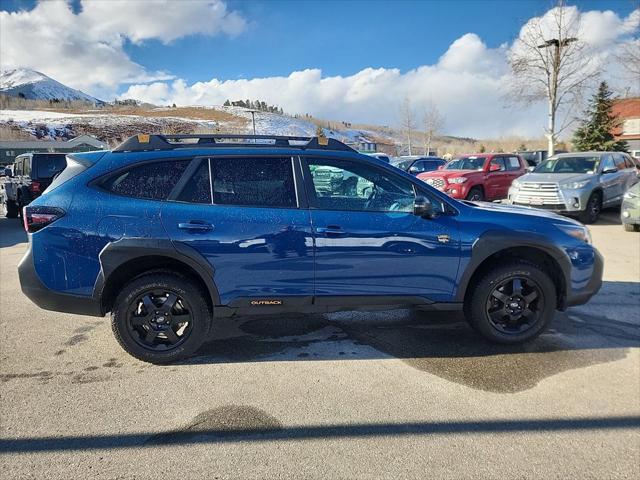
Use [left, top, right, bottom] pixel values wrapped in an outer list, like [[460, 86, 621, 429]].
[[23, 206, 65, 233], [29, 181, 41, 194]]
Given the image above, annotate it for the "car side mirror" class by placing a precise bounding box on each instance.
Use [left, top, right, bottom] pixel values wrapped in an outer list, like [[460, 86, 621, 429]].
[[437, 165, 444, 170], [408, 166, 419, 174], [414, 196, 437, 219], [527, 166, 535, 172], [489, 164, 501, 172], [602, 167, 618, 174]]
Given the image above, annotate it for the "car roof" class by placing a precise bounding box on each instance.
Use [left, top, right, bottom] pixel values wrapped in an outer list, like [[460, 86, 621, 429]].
[[551, 152, 619, 157]]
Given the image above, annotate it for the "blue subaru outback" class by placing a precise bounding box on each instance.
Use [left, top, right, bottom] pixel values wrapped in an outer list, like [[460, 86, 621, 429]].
[[18, 134, 603, 363]]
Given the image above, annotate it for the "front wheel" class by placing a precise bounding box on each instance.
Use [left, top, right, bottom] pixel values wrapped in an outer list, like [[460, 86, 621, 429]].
[[111, 273, 212, 363], [465, 262, 556, 344], [466, 187, 484, 202], [578, 193, 601, 224]]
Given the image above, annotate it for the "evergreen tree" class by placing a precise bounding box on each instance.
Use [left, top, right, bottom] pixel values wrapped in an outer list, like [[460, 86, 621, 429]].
[[223, 100, 231, 107], [572, 81, 628, 152]]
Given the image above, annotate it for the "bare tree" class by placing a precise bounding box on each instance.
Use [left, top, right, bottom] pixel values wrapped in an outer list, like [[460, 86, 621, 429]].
[[507, 1, 600, 155], [399, 96, 415, 155], [616, 38, 640, 86], [422, 100, 445, 156]]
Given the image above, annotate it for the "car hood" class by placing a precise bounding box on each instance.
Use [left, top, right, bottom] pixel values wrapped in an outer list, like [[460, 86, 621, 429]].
[[465, 200, 583, 225], [518, 172, 596, 184], [419, 169, 479, 179]]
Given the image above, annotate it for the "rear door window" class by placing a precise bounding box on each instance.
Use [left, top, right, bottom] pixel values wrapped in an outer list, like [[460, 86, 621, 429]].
[[103, 160, 191, 200], [210, 157, 297, 208], [35, 154, 67, 178], [505, 156, 521, 171]]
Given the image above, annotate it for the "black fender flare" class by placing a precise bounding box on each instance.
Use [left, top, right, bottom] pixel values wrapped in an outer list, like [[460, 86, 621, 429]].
[[454, 230, 571, 303], [94, 238, 221, 310]]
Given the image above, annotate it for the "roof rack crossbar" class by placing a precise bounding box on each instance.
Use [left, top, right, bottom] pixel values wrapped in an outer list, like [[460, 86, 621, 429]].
[[113, 134, 355, 153]]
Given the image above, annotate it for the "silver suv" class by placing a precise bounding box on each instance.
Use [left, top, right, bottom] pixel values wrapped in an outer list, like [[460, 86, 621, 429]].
[[508, 152, 639, 224]]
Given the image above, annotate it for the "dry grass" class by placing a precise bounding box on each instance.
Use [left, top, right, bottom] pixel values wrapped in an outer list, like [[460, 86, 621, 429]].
[[0, 124, 34, 140]]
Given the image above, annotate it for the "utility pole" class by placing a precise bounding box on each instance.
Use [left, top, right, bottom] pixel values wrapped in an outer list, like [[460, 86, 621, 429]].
[[249, 110, 258, 135], [537, 37, 577, 156]]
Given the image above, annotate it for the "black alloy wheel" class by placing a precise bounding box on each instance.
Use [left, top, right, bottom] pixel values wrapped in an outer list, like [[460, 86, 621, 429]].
[[127, 290, 193, 351], [485, 276, 543, 335]]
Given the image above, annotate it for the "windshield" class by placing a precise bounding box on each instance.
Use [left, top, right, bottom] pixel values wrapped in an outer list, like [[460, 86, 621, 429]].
[[445, 157, 485, 171], [534, 156, 600, 174], [35, 154, 67, 178], [393, 160, 415, 171]]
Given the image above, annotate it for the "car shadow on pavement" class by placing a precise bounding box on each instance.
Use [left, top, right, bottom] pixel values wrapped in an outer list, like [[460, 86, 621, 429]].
[[185, 280, 639, 393], [0, 217, 27, 248]]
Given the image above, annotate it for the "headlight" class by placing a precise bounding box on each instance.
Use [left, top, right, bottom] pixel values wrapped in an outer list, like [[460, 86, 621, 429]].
[[449, 177, 467, 184], [556, 224, 591, 244], [512, 179, 521, 188], [624, 190, 638, 199], [560, 180, 590, 189]]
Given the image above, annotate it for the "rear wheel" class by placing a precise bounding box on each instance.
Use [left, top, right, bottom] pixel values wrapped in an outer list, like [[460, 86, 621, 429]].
[[111, 273, 212, 363], [465, 261, 556, 344], [578, 192, 601, 224], [466, 187, 484, 201], [5, 199, 18, 218]]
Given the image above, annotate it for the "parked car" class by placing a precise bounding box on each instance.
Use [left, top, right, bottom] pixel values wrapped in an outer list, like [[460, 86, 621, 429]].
[[417, 153, 527, 201], [3, 152, 67, 218], [509, 152, 639, 224], [365, 152, 391, 163], [19, 134, 602, 363], [621, 183, 640, 231], [392, 156, 447, 175]]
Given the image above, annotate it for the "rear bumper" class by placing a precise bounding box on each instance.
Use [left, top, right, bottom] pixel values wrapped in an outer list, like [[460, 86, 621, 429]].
[[18, 243, 104, 317], [564, 248, 604, 308]]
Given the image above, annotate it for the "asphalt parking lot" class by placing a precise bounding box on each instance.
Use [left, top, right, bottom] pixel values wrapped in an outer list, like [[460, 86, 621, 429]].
[[0, 210, 638, 479]]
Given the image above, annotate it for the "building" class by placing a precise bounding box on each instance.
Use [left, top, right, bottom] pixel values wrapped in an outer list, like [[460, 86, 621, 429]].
[[0, 135, 107, 166], [612, 97, 640, 157]]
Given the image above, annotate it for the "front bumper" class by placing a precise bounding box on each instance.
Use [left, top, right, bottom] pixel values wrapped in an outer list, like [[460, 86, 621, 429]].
[[508, 187, 589, 213], [564, 248, 604, 308], [18, 242, 104, 317], [621, 197, 640, 225]]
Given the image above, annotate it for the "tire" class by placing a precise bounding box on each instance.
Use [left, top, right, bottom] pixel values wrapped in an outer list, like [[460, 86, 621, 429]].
[[578, 192, 601, 224], [465, 261, 556, 344], [5, 199, 18, 218], [111, 273, 212, 364], [623, 223, 640, 232], [466, 187, 484, 202]]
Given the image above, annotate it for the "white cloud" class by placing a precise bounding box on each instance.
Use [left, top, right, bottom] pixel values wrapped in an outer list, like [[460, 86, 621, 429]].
[[120, 6, 638, 138], [0, 0, 246, 96]]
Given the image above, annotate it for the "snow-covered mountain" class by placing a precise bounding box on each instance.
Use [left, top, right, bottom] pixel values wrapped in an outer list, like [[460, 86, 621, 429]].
[[0, 68, 102, 104]]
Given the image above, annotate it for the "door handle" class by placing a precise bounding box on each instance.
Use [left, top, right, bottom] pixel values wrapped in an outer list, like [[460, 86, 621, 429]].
[[316, 226, 346, 236], [178, 221, 214, 232]]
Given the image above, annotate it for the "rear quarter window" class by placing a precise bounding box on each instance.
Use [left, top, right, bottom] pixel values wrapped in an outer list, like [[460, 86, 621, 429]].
[[35, 154, 67, 179], [102, 160, 190, 200]]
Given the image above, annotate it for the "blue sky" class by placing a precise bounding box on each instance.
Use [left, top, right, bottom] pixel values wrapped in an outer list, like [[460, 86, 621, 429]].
[[1, 1, 638, 137], [2, 0, 636, 87]]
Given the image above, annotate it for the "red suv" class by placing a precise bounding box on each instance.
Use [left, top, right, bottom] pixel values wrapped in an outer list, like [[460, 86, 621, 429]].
[[417, 153, 527, 201]]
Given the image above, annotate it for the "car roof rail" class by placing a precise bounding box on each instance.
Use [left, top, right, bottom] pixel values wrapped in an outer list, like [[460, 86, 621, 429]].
[[112, 134, 356, 153]]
